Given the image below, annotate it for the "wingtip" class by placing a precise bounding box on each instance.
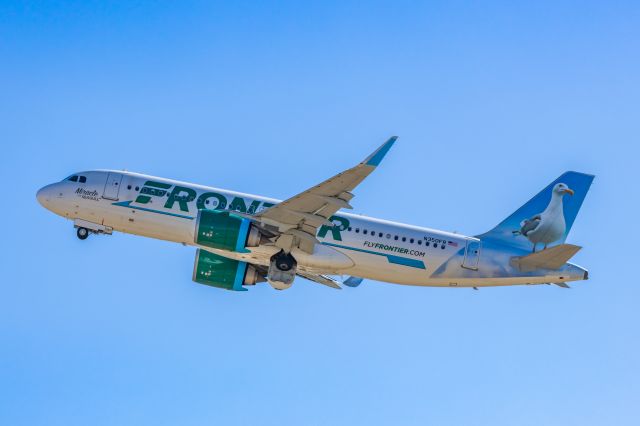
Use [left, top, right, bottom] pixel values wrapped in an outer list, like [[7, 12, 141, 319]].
[[343, 276, 364, 287], [364, 136, 397, 166]]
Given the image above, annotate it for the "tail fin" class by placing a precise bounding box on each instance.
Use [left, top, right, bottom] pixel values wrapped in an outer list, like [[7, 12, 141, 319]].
[[478, 171, 594, 250]]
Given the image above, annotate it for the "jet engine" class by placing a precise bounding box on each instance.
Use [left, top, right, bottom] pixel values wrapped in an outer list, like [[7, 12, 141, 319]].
[[267, 250, 297, 290], [192, 249, 266, 291], [194, 210, 268, 252]]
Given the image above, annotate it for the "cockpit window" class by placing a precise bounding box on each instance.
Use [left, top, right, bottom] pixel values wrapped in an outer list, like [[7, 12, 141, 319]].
[[68, 175, 78, 182], [79, 176, 86, 183]]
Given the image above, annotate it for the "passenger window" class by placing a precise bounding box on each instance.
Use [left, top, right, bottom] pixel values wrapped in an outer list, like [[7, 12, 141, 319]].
[[402, 237, 406, 242], [410, 238, 414, 243], [386, 234, 391, 239], [378, 232, 383, 237], [363, 230, 368, 235], [355, 228, 360, 233], [433, 244, 438, 248], [418, 240, 422, 245], [127, 185, 132, 190], [135, 186, 140, 191], [69, 175, 78, 182], [394, 236, 398, 240], [348, 227, 352, 231], [426, 241, 430, 247]]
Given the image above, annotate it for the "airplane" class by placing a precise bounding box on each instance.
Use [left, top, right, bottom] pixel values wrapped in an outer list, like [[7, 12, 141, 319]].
[[36, 137, 594, 291]]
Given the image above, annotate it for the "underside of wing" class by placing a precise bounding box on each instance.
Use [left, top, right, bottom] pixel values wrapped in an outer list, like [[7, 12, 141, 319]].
[[297, 271, 343, 289], [296, 272, 365, 290]]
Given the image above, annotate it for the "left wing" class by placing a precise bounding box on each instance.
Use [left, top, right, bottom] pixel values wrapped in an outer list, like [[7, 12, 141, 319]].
[[297, 272, 365, 290], [255, 137, 397, 253], [297, 272, 343, 289]]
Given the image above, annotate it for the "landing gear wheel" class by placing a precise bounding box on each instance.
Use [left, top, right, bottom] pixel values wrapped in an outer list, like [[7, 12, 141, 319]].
[[274, 250, 295, 271], [77, 227, 89, 240]]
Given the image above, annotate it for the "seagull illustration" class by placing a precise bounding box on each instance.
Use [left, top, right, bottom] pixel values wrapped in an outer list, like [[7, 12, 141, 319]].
[[513, 183, 574, 252]]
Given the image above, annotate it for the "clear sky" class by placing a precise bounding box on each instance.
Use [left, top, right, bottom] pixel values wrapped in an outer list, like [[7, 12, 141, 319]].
[[1, 1, 639, 425]]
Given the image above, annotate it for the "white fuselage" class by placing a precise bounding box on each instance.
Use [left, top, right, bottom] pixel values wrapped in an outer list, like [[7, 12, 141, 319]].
[[37, 170, 587, 288]]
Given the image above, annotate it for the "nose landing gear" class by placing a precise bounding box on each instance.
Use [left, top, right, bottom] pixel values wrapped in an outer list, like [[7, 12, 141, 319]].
[[73, 219, 113, 240]]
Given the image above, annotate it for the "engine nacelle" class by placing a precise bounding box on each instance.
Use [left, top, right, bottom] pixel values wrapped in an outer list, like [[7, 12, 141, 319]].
[[192, 249, 265, 291], [267, 250, 297, 290], [194, 209, 264, 252]]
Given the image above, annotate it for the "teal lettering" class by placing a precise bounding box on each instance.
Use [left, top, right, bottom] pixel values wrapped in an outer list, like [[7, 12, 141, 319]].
[[229, 196, 247, 213], [196, 192, 227, 210], [136, 181, 169, 204], [164, 185, 197, 212], [247, 200, 262, 215], [318, 216, 350, 241]]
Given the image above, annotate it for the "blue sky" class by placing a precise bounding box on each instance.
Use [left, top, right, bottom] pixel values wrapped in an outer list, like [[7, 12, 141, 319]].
[[1, 1, 639, 425]]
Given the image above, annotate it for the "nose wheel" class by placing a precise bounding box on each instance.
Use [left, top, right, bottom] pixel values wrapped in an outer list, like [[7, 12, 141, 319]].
[[76, 227, 89, 240]]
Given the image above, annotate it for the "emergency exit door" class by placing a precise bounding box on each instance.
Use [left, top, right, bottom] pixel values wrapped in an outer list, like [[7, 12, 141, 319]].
[[462, 238, 481, 270], [102, 172, 123, 200]]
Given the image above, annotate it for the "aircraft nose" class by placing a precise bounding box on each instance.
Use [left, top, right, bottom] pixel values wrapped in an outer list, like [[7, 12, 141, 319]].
[[36, 184, 53, 208]]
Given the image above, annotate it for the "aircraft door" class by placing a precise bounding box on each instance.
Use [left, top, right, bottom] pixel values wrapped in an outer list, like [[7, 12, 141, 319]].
[[462, 238, 481, 270], [102, 172, 123, 200]]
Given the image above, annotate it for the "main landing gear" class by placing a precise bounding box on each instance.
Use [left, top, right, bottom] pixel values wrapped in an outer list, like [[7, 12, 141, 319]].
[[76, 227, 89, 240], [274, 250, 296, 271], [267, 250, 297, 290]]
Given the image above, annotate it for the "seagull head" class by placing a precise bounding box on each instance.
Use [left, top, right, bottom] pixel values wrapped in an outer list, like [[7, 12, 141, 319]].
[[553, 183, 574, 196]]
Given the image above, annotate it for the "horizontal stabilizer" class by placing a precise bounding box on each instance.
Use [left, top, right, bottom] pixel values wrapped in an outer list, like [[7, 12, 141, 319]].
[[511, 244, 582, 272]]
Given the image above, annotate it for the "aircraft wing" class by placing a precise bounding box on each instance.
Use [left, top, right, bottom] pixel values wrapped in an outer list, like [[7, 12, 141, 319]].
[[255, 137, 396, 253], [296, 272, 365, 290], [297, 272, 343, 289]]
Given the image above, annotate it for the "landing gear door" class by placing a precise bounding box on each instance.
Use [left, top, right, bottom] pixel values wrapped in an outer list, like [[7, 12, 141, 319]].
[[102, 172, 123, 201], [462, 238, 481, 270]]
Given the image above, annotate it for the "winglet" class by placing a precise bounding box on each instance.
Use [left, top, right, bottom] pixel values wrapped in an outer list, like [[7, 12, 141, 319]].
[[363, 136, 397, 167], [343, 276, 364, 287]]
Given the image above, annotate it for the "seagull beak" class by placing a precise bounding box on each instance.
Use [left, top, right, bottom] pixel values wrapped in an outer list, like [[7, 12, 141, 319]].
[[564, 188, 574, 196]]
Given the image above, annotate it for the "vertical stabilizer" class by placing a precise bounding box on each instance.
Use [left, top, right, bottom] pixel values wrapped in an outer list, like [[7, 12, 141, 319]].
[[477, 171, 594, 251]]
